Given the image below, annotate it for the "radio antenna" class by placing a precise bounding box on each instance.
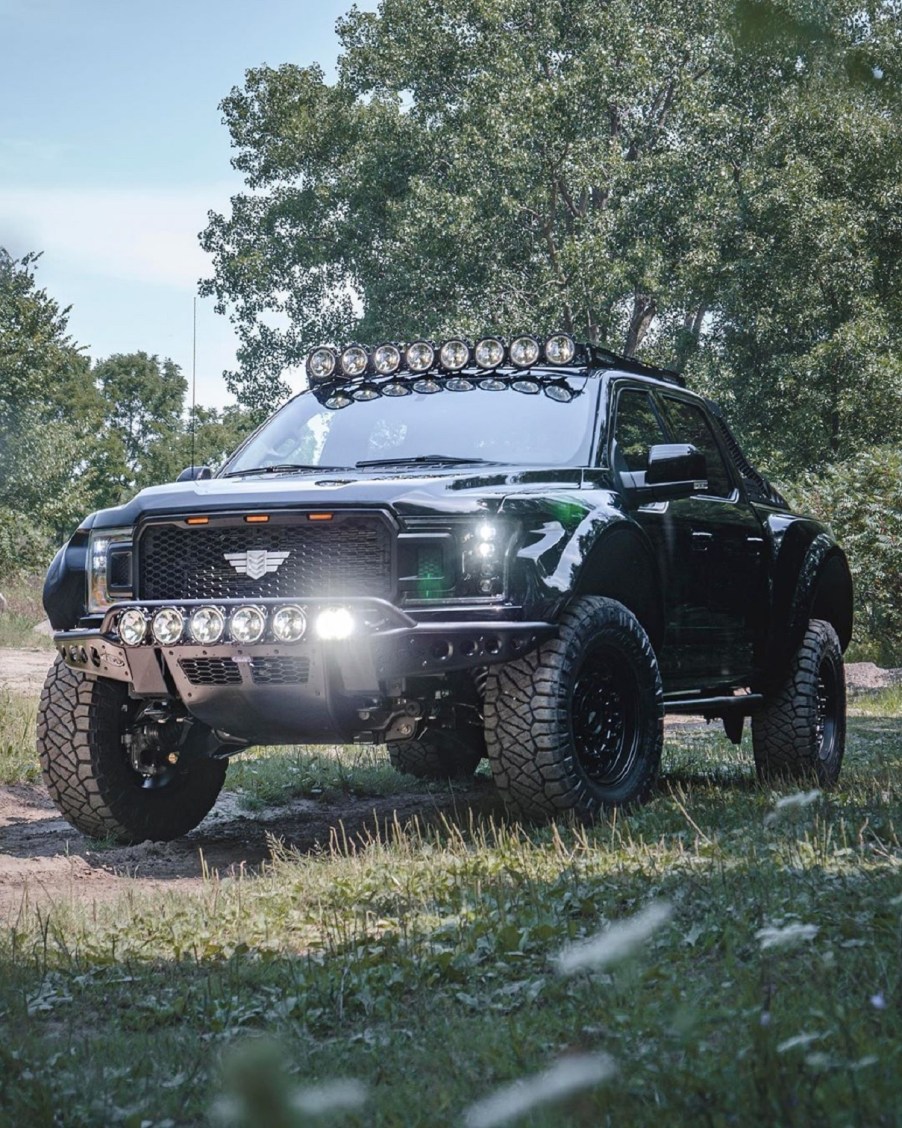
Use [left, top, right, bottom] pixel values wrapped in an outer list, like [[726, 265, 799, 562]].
[[191, 297, 197, 470]]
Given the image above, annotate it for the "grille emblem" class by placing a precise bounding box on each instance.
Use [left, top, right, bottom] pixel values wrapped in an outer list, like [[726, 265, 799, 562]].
[[224, 549, 291, 580]]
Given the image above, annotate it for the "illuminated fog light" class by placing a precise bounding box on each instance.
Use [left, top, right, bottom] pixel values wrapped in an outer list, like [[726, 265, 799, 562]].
[[189, 606, 225, 645], [272, 605, 307, 642], [373, 343, 401, 375], [152, 608, 184, 645], [340, 345, 368, 377], [352, 383, 380, 401], [439, 339, 469, 371], [475, 337, 504, 369], [509, 335, 540, 368], [315, 607, 355, 640], [544, 333, 576, 365], [307, 347, 336, 381], [325, 391, 353, 410], [477, 542, 496, 559], [444, 376, 474, 392], [118, 609, 147, 646], [477, 522, 496, 541], [406, 341, 435, 373], [229, 605, 266, 644], [412, 377, 441, 394]]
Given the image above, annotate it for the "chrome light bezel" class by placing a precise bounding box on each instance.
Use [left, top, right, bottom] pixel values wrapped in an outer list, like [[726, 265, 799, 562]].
[[88, 526, 134, 613]]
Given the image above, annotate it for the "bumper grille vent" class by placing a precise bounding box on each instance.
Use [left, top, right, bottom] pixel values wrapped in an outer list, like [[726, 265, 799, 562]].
[[138, 517, 393, 601], [179, 657, 243, 686], [250, 656, 311, 685]]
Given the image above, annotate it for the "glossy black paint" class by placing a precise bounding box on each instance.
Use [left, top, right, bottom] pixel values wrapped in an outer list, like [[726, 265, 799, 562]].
[[45, 366, 853, 742]]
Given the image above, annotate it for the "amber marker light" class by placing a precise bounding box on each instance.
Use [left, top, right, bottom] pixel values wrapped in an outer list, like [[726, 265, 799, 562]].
[[308, 513, 334, 521], [186, 516, 209, 525], [245, 514, 270, 523]]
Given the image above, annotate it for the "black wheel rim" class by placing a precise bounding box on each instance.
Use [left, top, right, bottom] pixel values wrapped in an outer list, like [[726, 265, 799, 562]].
[[815, 657, 839, 763], [570, 645, 639, 789]]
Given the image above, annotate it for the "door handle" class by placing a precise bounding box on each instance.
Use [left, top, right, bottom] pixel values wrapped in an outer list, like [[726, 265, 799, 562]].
[[692, 531, 713, 552]]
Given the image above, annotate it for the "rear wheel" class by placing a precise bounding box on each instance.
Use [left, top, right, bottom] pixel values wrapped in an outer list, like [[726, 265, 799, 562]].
[[484, 597, 663, 820], [37, 656, 227, 844], [752, 619, 846, 786], [387, 728, 485, 780]]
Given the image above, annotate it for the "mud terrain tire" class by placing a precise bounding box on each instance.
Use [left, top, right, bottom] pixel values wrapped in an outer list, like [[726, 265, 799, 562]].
[[484, 596, 663, 820], [387, 729, 485, 780], [37, 656, 227, 844], [752, 619, 846, 786]]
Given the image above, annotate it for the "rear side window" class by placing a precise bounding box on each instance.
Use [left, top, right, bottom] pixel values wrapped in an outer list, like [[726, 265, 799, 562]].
[[612, 390, 668, 473], [659, 396, 734, 498]]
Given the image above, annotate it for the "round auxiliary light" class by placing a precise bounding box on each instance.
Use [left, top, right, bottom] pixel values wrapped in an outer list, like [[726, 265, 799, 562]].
[[509, 335, 540, 368], [478, 376, 506, 391], [511, 378, 541, 395], [444, 375, 475, 392], [381, 380, 411, 397], [412, 377, 441, 394], [325, 391, 354, 410], [439, 339, 470, 371], [475, 337, 505, 369], [152, 608, 184, 646], [315, 607, 355, 641], [189, 605, 225, 645], [340, 345, 368, 378], [272, 605, 307, 642], [307, 347, 337, 381], [406, 341, 435, 373], [373, 343, 401, 375], [544, 382, 574, 403], [544, 333, 576, 365], [119, 609, 148, 647], [352, 383, 380, 401], [230, 605, 266, 644]]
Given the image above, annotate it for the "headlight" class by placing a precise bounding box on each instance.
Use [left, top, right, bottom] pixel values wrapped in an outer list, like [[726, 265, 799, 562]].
[[460, 520, 509, 597], [88, 526, 134, 612]]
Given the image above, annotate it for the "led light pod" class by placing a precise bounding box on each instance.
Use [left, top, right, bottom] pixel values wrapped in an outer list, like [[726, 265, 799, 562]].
[[325, 391, 353, 410], [406, 341, 435, 373], [352, 384, 380, 401], [307, 347, 337, 381], [340, 345, 368, 377], [315, 607, 355, 640], [272, 605, 307, 642], [444, 376, 475, 392], [381, 380, 411, 396], [439, 339, 469, 371], [230, 605, 266, 644], [119, 608, 148, 646], [544, 333, 576, 365], [509, 336, 540, 368], [373, 344, 401, 375], [189, 606, 225, 645], [152, 608, 184, 645], [412, 377, 441, 394], [475, 338, 504, 369]]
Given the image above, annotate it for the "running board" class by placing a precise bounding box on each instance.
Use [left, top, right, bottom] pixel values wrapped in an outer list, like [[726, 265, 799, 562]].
[[664, 694, 764, 716]]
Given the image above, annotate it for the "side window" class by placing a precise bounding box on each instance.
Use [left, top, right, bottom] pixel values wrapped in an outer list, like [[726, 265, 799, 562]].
[[659, 397, 734, 498], [612, 390, 668, 474]]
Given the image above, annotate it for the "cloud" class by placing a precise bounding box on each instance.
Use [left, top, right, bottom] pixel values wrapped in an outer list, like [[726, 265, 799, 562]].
[[0, 184, 234, 290]]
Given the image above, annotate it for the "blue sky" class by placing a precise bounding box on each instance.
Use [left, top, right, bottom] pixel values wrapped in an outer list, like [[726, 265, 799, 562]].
[[0, 0, 373, 407]]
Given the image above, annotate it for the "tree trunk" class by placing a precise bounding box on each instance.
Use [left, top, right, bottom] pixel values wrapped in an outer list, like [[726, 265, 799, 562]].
[[624, 294, 657, 355]]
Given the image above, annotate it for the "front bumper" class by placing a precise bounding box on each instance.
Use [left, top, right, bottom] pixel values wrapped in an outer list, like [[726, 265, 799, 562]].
[[54, 597, 555, 742]]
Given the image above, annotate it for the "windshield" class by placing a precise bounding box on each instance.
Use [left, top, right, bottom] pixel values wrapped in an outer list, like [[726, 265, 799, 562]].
[[223, 377, 598, 475]]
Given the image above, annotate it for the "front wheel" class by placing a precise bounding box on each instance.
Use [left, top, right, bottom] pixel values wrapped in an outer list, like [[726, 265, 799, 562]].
[[484, 597, 663, 821], [37, 656, 227, 844], [387, 728, 485, 780], [752, 619, 846, 786]]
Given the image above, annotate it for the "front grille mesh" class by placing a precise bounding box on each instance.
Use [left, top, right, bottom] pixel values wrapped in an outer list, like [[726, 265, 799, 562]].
[[179, 657, 242, 686], [138, 517, 392, 601]]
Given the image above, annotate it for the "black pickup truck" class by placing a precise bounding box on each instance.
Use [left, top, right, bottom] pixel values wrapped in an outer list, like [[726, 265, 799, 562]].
[[39, 334, 853, 843]]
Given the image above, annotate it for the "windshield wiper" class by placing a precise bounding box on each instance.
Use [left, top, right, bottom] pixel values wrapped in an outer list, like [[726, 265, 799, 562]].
[[355, 454, 499, 469], [223, 463, 350, 478]]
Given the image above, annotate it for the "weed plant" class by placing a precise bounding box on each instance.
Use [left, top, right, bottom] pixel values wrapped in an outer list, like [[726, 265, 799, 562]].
[[0, 713, 898, 1124], [0, 575, 54, 650]]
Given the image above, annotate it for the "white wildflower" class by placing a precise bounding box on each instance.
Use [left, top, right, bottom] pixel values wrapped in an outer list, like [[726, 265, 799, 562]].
[[756, 922, 819, 950], [764, 790, 821, 826], [555, 902, 673, 975], [870, 992, 886, 1010], [292, 1079, 368, 1115], [463, 1053, 617, 1128], [777, 1032, 825, 1054]]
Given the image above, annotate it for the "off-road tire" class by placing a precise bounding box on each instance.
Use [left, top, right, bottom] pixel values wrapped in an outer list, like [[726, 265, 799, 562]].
[[752, 619, 846, 786], [37, 656, 227, 844], [387, 728, 485, 780], [484, 596, 663, 821]]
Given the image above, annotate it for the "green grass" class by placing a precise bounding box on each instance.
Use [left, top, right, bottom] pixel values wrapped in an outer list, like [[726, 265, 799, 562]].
[[0, 691, 39, 784], [0, 575, 55, 650], [0, 709, 899, 1126]]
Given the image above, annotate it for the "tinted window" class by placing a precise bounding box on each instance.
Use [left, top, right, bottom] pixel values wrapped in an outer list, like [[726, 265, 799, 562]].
[[660, 397, 734, 497], [612, 390, 668, 473]]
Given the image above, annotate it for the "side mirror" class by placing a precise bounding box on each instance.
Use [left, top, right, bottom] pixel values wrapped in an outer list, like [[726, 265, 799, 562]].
[[176, 465, 213, 482], [620, 444, 707, 501]]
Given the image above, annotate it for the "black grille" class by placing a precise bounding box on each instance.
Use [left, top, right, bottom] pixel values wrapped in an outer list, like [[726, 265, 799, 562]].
[[250, 656, 311, 685], [138, 517, 393, 601], [179, 657, 243, 686], [108, 547, 133, 590]]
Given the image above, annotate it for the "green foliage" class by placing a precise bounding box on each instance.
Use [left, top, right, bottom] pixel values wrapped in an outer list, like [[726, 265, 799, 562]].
[[791, 446, 902, 664]]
